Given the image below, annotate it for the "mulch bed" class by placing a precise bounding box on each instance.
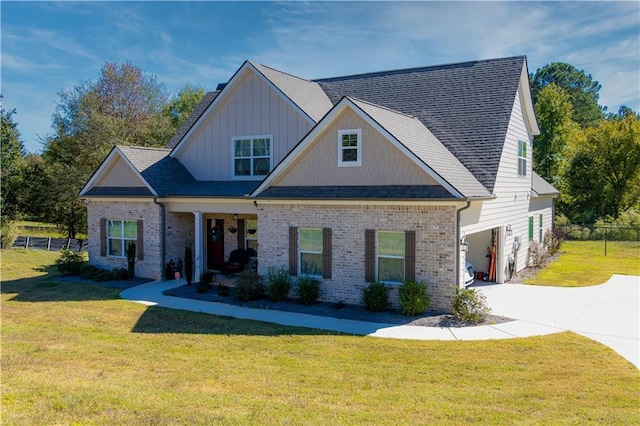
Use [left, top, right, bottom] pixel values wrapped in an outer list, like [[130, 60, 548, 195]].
[[163, 284, 513, 328]]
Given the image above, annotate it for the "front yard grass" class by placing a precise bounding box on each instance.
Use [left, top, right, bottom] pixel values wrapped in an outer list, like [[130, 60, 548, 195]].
[[524, 241, 640, 286], [2, 249, 639, 424]]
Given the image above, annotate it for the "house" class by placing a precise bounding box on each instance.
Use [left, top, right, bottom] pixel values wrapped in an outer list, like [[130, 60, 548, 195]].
[[79, 56, 558, 312]]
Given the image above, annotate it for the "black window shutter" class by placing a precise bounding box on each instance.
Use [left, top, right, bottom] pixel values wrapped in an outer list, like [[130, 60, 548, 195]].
[[365, 229, 375, 282], [237, 219, 245, 249], [137, 220, 144, 260], [289, 226, 298, 276], [405, 230, 416, 281], [322, 228, 332, 279], [100, 218, 107, 257]]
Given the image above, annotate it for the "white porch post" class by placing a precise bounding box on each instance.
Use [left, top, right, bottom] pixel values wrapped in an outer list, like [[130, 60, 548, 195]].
[[193, 211, 203, 282]]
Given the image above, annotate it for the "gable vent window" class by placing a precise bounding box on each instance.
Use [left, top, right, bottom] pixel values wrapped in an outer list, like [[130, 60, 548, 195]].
[[517, 139, 527, 177], [232, 135, 272, 178], [338, 129, 362, 167]]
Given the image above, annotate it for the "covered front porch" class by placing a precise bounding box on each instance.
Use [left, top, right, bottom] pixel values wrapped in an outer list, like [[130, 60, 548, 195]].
[[162, 198, 259, 281]]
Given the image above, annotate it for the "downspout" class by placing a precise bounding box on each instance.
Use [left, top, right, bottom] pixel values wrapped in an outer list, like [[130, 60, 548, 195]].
[[456, 200, 472, 292], [153, 197, 166, 280]]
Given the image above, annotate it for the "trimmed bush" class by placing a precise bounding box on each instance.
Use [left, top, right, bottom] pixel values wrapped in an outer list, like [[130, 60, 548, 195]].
[[234, 270, 265, 302], [452, 288, 491, 323], [296, 276, 320, 305], [0, 221, 18, 249], [362, 281, 389, 312], [265, 267, 292, 302], [398, 279, 430, 316], [126, 241, 136, 279], [110, 267, 129, 280], [56, 249, 86, 275]]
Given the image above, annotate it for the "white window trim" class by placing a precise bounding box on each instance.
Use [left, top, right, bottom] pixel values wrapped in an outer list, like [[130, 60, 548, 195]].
[[107, 219, 137, 258], [231, 135, 273, 180], [338, 129, 362, 167], [376, 231, 405, 284], [245, 219, 258, 251], [517, 139, 527, 177], [299, 228, 323, 277]]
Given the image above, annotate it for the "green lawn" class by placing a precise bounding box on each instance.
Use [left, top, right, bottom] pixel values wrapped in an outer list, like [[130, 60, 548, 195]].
[[2, 249, 639, 424], [525, 241, 640, 286]]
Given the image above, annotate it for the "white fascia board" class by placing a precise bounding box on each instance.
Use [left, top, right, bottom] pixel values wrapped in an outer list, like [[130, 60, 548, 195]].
[[78, 146, 158, 197], [520, 60, 540, 136], [255, 198, 464, 208], [170, 61, 316, 158], [82, 196, 155, 203]]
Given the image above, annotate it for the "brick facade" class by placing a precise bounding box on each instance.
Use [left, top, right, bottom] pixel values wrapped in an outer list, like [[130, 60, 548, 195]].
[[257, 203, 458, 312]]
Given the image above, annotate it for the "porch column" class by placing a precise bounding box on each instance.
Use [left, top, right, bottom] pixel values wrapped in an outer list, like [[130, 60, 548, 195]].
[[193, 211, 203, 282]]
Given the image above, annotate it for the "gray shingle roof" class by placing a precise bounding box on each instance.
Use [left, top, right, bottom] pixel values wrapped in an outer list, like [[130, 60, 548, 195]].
[[251, 62, 333, 123], [531, 171, 559, 196], [315, 56, 526, 193], [257, 185, 455, 200], [117, 146, 195, 196], [349, 97, 490, 198], [165, 91, 219, 150], [167, 180, 260, 197]]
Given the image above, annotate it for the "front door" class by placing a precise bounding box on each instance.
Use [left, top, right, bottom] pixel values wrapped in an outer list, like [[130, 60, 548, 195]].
[[207, 219, 225, 270]]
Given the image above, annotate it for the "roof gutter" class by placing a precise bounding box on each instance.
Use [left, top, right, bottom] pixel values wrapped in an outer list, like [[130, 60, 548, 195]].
[[456, 200, 472, 296]]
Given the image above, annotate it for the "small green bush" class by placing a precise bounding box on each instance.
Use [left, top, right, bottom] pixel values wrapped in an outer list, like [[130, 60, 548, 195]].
[[362, 281, 389, 312], [398, 279, 430, 316], [110, 267, 129, 280], [234, 270, 265, 302], [0, 221, 19, 249], [543, 229, 563, 255], [265, 267, 292, 302], [452, 288, 491, 323], [296, 276, 320, 305], [217, 284, 230, 297], [56, 249, 86, 275], [126, 241, 136, 279]]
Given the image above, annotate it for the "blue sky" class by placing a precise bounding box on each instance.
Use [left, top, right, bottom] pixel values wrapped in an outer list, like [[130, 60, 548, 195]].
[[2, 1, 639, 153]]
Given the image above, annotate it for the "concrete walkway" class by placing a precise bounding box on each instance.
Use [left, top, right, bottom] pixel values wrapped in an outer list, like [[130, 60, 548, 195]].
[[120, 274, 639, 369]]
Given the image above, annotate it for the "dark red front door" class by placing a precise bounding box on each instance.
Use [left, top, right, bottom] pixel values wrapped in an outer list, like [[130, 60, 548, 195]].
[[207, 219, 225, 270]]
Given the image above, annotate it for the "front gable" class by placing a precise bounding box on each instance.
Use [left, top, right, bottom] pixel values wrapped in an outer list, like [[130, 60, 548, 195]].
[[170, 62, 328, 181], [94, 156, 147, 189]]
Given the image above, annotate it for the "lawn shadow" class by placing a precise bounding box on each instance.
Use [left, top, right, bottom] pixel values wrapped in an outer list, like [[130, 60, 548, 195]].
[[130, 305, 345, 337]]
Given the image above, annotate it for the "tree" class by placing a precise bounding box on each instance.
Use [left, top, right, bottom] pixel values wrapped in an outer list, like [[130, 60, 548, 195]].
[[531, 62, 604, 127], [565, 115, 640, 222], [533, 83, 581, 186], [164, 84, 206, 130], [0, 104, 26, 222]]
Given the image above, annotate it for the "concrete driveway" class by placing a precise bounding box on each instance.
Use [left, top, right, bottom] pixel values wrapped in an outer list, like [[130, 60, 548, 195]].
[[477, 274, 639, 369]]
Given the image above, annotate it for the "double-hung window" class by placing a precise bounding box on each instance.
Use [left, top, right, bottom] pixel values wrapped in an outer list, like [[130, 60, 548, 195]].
[[107, 220, 137, 257], [338, 129, 362, 167], [517, 139, 527, 176], [299, 228, 323, 276], [377, 231, 405, 283], [233, 135, 272, 178]]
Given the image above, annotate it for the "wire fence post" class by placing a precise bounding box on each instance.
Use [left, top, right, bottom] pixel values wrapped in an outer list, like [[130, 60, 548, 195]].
[[604, 227, 608, 256]]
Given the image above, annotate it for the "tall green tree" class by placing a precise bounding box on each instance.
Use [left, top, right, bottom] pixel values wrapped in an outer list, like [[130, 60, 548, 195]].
[[1, 104, 26, 222], [533, 83, 581, 186], [565, 114, 640, 222], [164, 84, 206, 130], [531, 62, 604, 127]]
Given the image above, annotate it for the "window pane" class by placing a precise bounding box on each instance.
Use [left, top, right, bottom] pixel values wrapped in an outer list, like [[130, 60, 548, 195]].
[[342, 133, 358, 147], [301, 253, 323, 275], [108, 239, 123, 257], [378, 232, 405, 257], [108, 220, 122, 237], [300, 229, 322, 252], [342, 148, 358, 162], [253, 158, 270, 175], [123, 221, 137, 239], [235, 159, 251, 176], [378, 257, 404, 282], [253, 138, 270, 156], [247, 239, 258, 251], [234, 139, 251, 157]]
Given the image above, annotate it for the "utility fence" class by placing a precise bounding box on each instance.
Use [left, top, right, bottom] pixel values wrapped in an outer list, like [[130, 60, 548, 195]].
[[556, 225, 640, 242], [12, 236, 87, 252]]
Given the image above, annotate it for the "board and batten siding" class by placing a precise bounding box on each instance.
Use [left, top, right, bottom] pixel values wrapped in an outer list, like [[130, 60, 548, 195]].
[[176, 70, 314, 181], [95, 156, 146, 188], [460, 87, 536, 274], [273, 109, 439, 187]]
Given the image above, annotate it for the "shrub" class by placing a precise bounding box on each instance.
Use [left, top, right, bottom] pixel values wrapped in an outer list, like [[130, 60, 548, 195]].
[[452, 288, 491, 323], [79, 264, 113, 281], [528, 240, 545, 267], [296, 276, 320, 305], [234, 270, 265, 302], [217, 284, 230, 297], [0, 221, 18, 249], [362, 281, 389, 312], [265, 267, 292, 302], [56, 249, 86, 275], [543, 229, 563, 255], [126, 241, 136, 279], [110, 267, 130, 280], [398, 279, 430, 316]]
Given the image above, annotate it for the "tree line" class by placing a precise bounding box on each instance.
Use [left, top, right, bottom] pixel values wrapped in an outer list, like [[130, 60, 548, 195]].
[[1, 60, 639, 243]]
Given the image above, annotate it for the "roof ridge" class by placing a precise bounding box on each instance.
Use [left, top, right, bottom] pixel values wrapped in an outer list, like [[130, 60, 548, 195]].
[[347, 96, 418, 120], [118, 145, 171, 152], [314, 55, 525, 82], [250, 61, 316, 84]]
